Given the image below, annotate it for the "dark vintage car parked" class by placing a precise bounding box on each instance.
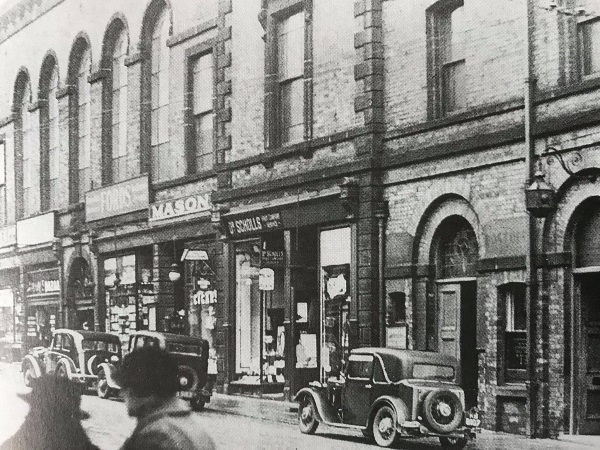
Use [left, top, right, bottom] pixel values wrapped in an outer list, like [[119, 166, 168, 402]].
[[98, 330, 212, 410], [294, 348, 481, 449], [21, 329, 122, 388]]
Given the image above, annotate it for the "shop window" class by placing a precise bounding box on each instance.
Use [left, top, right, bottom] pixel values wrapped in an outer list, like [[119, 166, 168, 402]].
[[579, 18, 600, 77], [190, 51, 214, 173], [499, 283, 527, 382], [427, 0, 467, 118]]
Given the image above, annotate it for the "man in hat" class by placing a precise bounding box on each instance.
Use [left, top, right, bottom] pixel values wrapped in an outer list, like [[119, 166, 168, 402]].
[[115, 346, 216, 450]]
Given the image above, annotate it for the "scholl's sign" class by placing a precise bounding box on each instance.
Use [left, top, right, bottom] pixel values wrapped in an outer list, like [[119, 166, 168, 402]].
[[225, 212, 283, 237], [85, 176, 149, 222], [149, 193, 211, 222]]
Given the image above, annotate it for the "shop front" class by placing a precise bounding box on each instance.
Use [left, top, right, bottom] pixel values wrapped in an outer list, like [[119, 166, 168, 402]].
[[0, 224, 21, 360], [220, 196, 353, 398], [24, 267, 61, 348]]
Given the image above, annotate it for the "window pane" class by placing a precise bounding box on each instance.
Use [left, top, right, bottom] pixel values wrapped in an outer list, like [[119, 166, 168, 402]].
[[157, 107, 169, 144], [193, 54, 213, 114], [195, 112, 214, 171], [0, 142, 5, 186], [442, 60, 466, 113], [280, 79, 304, 145], [278, 12, 304, 80], [582, 20, 600, 75]]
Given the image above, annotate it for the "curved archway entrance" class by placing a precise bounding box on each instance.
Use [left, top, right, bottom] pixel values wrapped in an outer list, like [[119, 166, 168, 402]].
[[432, 215, 479, 407], [67, 257, 95, 330], [572, 198, 600, 434]]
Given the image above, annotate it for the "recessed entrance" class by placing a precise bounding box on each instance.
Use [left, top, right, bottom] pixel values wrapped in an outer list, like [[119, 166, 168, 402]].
[[433, 216, 479, 408]]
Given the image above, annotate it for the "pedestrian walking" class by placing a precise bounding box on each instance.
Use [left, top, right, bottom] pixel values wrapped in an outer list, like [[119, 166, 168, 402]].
[[0, 376, 99, 450], [115, 346, 217, 450]]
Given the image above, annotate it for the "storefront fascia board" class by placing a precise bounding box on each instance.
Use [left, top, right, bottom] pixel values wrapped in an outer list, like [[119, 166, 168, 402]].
[[16, 212, 56, 248], [95, 218, 214, 254]]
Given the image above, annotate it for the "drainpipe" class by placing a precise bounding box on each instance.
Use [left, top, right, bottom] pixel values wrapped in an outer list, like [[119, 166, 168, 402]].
[[375, 201, 389, 347], [525, 0, 538, 438]]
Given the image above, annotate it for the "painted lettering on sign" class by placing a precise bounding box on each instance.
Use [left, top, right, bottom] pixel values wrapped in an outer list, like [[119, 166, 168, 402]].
[[226, 212, 283, 237], [192, 290, 217, 305], [149, 194, 211, 222], [86, 176, 149, 222]]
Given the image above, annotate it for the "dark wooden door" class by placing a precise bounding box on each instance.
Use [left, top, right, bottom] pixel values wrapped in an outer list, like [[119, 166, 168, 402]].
[[437, 283, 461, 362]]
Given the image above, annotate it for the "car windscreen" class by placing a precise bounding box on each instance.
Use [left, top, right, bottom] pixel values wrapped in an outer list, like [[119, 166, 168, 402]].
[[412, 363, 455, 381], [82, 339, 120, 353], [166, 342, 201, 355]]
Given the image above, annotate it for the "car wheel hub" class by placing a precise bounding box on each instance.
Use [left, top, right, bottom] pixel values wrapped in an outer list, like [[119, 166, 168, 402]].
[[301, 405, 313, 422], [437, 401, 452, 418], [378, 417, 393, 436]]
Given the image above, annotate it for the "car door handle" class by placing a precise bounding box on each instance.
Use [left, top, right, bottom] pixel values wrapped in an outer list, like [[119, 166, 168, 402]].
[[365, 384, 372, 389]]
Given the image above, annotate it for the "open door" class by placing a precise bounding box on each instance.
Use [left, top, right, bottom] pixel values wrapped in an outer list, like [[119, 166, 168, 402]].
[[579, 273, 600, 434], [438, 283, 461, 362]]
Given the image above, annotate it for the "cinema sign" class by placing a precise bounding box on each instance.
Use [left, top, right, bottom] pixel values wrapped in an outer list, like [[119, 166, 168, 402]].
[[149, 193, 212, 222]]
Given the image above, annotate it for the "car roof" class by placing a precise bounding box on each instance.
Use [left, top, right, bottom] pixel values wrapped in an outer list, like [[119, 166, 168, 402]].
[[133, 330, 205, 345], [54, 329, 119, 341], [352, 347, 458, 366]]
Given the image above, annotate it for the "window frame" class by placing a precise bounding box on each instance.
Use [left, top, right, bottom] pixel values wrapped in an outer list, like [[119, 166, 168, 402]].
[[110, 30, 129, 183], [578, 17, 600, 79], [185, 40, 216, 176], [77, 49, 92, 202], [346, 354, 374, 380], [0, 140, 6, 225], [498, 283, 527, 383]]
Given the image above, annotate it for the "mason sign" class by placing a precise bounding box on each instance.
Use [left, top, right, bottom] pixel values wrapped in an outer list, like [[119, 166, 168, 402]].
[[149, 193, 211, 222]]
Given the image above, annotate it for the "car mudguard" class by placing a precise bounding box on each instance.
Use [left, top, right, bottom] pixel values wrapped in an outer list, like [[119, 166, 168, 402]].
[[369, 395, 410, 431], [294, 387, 342, 424], [56, 357, 77, 379], [98, 362, 121, 390], [22, 354, 43, 377]]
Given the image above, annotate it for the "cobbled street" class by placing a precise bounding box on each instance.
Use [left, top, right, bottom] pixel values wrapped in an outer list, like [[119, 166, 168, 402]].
[[0, 362, 598, 450]]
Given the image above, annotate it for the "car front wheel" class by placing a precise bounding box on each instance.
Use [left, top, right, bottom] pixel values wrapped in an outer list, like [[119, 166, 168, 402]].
[[55, 364, 68, 379], [372, 405, 398, 447], [96, 369, 113, 399], [439, 436, 468, 450], [298, 395, 319, 434]]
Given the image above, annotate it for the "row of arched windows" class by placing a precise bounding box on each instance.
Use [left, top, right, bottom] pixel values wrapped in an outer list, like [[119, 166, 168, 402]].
[[12, 1, 172, 220]]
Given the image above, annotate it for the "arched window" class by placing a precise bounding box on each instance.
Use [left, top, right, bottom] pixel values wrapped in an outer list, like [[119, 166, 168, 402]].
[[150, 8, 170, 182], [576, 203, 600, 268], [41, 64, 60, 210], [77, 49, 92, 201], [21, 82, 36, 217], [435, 216, 478, 279], [111, 30, 129, 182]]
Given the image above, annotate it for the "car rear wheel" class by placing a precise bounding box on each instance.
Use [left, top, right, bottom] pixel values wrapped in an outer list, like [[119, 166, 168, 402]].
[[23, 364, 35, 387], [96, 368, 113, 399], [423, 390, 463, 434], [298, 395, 319, 434], [439, 437, 468, 450], [190, 397, 205, 411], [372, 405, 398, 448]]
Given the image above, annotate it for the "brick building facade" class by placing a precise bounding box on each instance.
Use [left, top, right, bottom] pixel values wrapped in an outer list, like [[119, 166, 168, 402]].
[[0, 0, 599, 439]]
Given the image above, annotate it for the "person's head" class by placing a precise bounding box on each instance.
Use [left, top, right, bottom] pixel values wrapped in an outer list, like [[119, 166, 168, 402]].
[[114, 346, 179, 417], [20, 376, 85, 420]]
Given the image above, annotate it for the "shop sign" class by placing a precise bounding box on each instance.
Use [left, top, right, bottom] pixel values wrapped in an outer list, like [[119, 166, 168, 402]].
[[86, 175, 149, 222], [17, 212, 55, 248], [192, 289, 217, 305], [261, 249, 285, 267], [0, 225, 16, 248], [225, 212, 283, 237], [149, 193, 211, 222], [259, 268, 275, 291], [386, 326, 407, 349], [26, 268, 60, 296]]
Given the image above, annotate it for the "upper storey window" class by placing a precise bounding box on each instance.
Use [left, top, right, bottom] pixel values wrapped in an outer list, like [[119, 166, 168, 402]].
[[191, 52, 214, 172], [78, 49, 92, 201], [277, 11, 304, 146], [579, 19, 600, 77], [47, 66, 60, 210], [428, 0, 466, 118], [111, 31, 129, 182], [22, 83, 36, 217], [150, 9, 171, 182]]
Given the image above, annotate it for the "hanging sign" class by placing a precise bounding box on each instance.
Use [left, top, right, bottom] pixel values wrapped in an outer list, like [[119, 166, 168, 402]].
[[258, 268, 275, 291], [225, 212, 283, 237], [192, 289, 217, 305], [261, 249, 285, 267]]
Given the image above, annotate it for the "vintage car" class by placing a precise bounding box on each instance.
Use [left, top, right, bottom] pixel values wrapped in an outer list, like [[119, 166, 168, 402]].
[[98, 330, 212, 410], [21, 329, 122, 388], [294, 348, 481, 449]]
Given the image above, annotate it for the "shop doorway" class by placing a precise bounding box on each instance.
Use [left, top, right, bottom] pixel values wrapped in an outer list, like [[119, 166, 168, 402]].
[[433, 216, 479, 408]]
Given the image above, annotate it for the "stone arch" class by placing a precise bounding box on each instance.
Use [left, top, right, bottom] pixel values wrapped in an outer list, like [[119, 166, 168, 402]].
[[101, 14, 130, 69], [38, 50, 60, 100], [139, 0, 173, 47], [67, 32, 92, 86], [13, 68, 32, 220], [66, 254, 95, 300], [413, 194, 485, 267]]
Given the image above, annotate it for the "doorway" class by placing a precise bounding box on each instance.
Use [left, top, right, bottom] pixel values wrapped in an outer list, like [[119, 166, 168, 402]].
[[576, 272, 600, 434], [437, 280, 478, 407]]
